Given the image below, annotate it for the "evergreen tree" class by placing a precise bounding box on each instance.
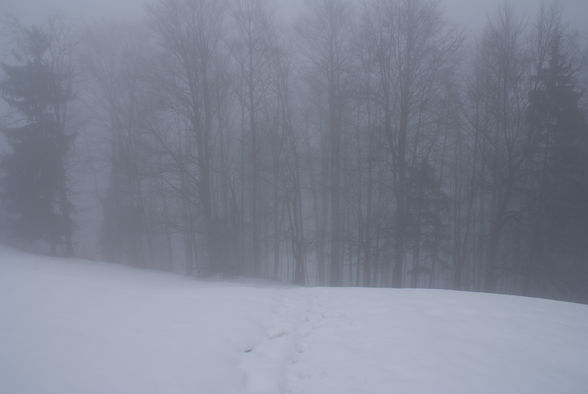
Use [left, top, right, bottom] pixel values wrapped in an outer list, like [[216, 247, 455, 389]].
[[0, 24, 75, 255], [527, 33, 588, 299]]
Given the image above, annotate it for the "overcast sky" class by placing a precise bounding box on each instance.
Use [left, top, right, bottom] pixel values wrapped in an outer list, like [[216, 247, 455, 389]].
[[2, 0, 588, 35]]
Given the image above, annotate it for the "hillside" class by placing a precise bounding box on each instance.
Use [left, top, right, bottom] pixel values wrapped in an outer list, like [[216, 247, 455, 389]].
[[1, 247, 587, 394]]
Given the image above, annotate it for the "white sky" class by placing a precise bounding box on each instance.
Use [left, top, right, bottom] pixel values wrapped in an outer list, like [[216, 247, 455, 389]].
[[2, 0, 588, 35]]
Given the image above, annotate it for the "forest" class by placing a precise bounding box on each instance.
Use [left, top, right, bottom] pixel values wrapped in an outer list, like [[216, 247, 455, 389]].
[[1, 0, 587, 303]]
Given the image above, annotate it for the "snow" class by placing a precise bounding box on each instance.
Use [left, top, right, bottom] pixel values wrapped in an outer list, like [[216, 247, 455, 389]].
[[1, 246, 587, 394]]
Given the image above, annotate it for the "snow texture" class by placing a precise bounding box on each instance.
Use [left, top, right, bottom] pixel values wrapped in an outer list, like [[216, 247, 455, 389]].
[[1, 246, 587, 394]]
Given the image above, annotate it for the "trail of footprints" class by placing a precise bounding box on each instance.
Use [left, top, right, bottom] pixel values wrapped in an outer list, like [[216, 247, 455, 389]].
[[285, 293, 329, 391], [240, 290, 327, 393]]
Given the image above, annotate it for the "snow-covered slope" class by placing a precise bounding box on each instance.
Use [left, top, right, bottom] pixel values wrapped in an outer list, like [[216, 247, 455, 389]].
[[1, 247, 587, 394]]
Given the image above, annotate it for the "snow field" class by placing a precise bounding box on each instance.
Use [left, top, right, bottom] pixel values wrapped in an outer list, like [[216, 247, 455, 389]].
[[1, 247, 587, 394]]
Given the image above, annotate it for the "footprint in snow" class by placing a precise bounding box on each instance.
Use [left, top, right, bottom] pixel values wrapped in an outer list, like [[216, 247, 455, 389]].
[[267, 330, 288, 340]]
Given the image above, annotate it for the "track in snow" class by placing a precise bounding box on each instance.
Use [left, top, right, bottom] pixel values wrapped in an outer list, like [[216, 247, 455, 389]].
[[240, 290, 321, 394]]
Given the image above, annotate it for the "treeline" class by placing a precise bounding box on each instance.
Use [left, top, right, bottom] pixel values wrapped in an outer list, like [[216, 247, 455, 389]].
[[1, 0, 587, 302]]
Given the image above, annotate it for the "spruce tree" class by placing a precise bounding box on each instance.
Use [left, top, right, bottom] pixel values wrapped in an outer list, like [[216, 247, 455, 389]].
[[527, 33, 588, 297], [0, 25, 74, 255]]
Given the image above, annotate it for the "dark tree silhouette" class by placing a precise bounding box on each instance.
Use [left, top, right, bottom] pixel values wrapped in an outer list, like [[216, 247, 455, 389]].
[[526, 32, 588, 300], [0, 22, 75, 255]]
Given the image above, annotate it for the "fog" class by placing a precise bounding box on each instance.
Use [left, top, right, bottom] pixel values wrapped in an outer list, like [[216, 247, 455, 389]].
[[5, 0, 588, 33], [2, 2, 588, 393], [1, 0, 588, 304]]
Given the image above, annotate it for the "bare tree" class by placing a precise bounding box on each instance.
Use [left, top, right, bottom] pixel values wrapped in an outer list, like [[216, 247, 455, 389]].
[[230, 0, 276, 277], [297, 0, 353, 286], [469, 4, 530, 292], [364, 0, 461, 287], [148, 0, 229, 274]]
